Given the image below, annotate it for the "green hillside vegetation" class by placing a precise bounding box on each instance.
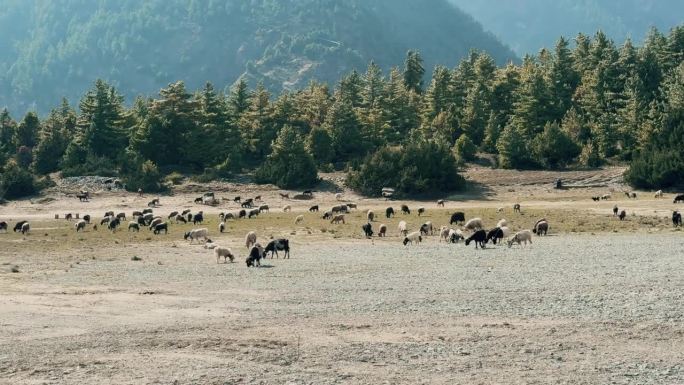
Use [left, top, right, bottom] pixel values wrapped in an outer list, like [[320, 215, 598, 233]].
[[1, 26, 683, 199], [0, 0, 515, 114]]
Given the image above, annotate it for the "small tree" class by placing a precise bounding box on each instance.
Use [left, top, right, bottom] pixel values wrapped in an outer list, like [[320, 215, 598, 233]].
[[496, 124, 529, 169], [531, 122, 580, 168], [255, 125, 319, 188], [453, 134, 477, 163], [122, 159, 164, 192], [306, 126, 334, 166], [0, 160, 37, 200]]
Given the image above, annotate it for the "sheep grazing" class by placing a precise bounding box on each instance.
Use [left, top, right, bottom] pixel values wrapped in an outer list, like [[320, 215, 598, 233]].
[[132, 210, 143, 218], [283, 205, 292, 212], [450, 212, 465, 225], [73, 220, 86, 232], [401, 205, 411, 215], [116, 212, 126, 221], [367, 210, 375, 222], [464, 217, 484, 231], [497, 219, 508, 228], [378, 224, 387, 237], [13, 221, 28, 233], [184, 228, 209, 244], [181, 209, 191, 216], [465, 230, 487, 249], [100, 216, 112, 226], [486, 228, 505, 245], [417, 207, 425, 216], [192, 212, 204, 225], [248, 209, 260, 219], [128, 222, 140, 232], [65, 213, 73, 221], [234, 196, 241, 203], [137, 216, 147, 226], [83, 214, 91, 224], [403, 231, 422, 245], [624, 192, 637, 199], [613, 205, 619, 216], [448, 229, 465, 243], [241, 199, 253, 208], [362, 223, 373, 238], [309, 205, 319, 212], [385, 207, 395, 218], [219, 221, 226, 233], [619, 210, 627, 221], [508, 230, 533, 248], [439, 226, 450, 242], [419, 221, 433, 236], [245, 231, 257, 249], [246, 244, 265, 267], [398, 220, 408, 236], [265, 239, 290, 259], [346, 203, 357, 210], [322, 211, 333, 220], [108, 218, 121, 232], [254, 195, 262, 202], [149, 218, 163, 230], [238, 209, 247, 219], [591, 196, 600, 202], [672, 211, 682, 227], [215, 247, 236, 264], [168, 211, 179, 219], [335, 193, 343, 201], [153, 222, 168, 235], [330, 214, 345, 224], [142, 208, 154, 215], [655, 190, 663, 198], [258, 205, 269, 213], [532, 219, 549, 235], [104, 211, 115, 218], [148, 199, 159, 207], [194, 197, 203, 204], [76, 192, 89, 201], [20, 222, 30, 235], [0, 221, 7, 233], [175, 214, 187, 224], [601, 194, 611, 200], [513, 203, 521, 213], [437, 199, 445, 207], [332, 205, 348, 214], [673, 194, 684, 204], [295, 215, 304, 225], [223, 212, 235, 221]]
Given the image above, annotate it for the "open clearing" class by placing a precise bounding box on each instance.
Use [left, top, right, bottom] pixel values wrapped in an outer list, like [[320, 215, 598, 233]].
[[1, 168, 683, 384]]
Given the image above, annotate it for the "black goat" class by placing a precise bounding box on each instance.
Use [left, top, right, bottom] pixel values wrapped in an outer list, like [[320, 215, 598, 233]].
[[385, 207, 395, 218], [362, 223, 373, 238], [450, 212, 465, 224], [486, 227, 504, 244], [401, 205, 410, 215], [265, 239, 290, 259], [465, 230, 487, 249]]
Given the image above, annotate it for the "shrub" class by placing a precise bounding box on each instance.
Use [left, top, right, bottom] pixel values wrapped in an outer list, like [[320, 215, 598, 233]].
[[165, 172, 184, 185], [0, 160, 38, 199], [453, 134, 477, 162], [122, 159, 164, 193]]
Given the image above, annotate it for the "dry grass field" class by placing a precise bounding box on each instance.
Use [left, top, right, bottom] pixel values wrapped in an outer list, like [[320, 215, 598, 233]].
[[1, 167, 683, 384]]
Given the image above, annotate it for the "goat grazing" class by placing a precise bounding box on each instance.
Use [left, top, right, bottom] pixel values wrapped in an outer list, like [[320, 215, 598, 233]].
[[465, 230, 487, 249], [265, 239, 290, 258]]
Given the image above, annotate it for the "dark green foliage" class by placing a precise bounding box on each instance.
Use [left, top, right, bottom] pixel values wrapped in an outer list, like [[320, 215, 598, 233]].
[[531, 122, 581, 169], [453, 135, 477, 162], [254, 126, 319, 189], [347, 139, 465, 196], [14, 112, 39, 149], [0, 160, 37, 199], [121, 159, 164, 193]]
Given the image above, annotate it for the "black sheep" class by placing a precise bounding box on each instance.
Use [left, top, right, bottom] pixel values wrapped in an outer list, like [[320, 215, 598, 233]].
[[674, 194, 684, 204], [246, 245, 264, 267], [673, 211, 682, 227], [153, 222, 168, 234], [238, 209, 247, 219], [385, 207, 395, 218], [83, 215, 91, 224], [194, 197, 203, 204], [401, 205, 410, 215], [450, 212, 465, 224], [486, 227, 504, 244], [137, 216, 147, 225], [0, 221, 7, 232], [619, 210, 627, 221], [108, 218, 121, 231], [309, 205, 319, 212], [265, 239, 290, 259], [465, 230, 487, 249], [192, 213, 204, 225], [248, 209, 260, 218], [613, 206, 619, 216], [142, 208, 153, 215], [362, 223, 373, 238]]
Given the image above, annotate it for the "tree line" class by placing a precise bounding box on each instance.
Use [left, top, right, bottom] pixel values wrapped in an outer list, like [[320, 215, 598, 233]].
[[1, 26, 683, 199]]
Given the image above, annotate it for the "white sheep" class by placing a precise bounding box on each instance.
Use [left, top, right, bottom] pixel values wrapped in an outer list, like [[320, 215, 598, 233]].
[[508, 230, 533, 248], [464, 217, 484, 231], [245, 231, 257, 248], [497, 218, 508, 228], [283, 205, 292, 212], [403, 231, 422, 245], [75, 219, 87, 232], [655, 190, 663, 198], [219, 221, 226, 233], [398, 220, 408, 236], [184, 228, 209, 244], [448, 228, 464, 243], [294, 215, 304, 224], [215, 247, 235, 263], [439, 226, 450, 242], [21, 222, 30, 234]]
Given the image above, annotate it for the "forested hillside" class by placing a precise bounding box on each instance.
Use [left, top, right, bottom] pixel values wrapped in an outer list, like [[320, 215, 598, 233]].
[[0, 0, 515, 114], [1, 25, 682, 200], [451, 0, 684, 56]]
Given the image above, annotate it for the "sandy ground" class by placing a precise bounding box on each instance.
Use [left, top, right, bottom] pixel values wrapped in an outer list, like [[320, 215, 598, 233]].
[[1, 167, 683, 384]]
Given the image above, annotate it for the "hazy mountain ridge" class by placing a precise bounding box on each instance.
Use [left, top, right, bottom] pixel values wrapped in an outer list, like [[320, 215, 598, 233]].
[[0, 0, 516, 114]]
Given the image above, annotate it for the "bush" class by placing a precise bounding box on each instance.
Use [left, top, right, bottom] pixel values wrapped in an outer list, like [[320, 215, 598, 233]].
[[347, 140, 466, 196], [61, 153, 118, 177], [0, 160, 38, 199], [165, 172, 184, 185], [254, 125, 319, 188], [453, 134, 477, 162], [531, 122, 580, 169], [122, 159, 164, 193]]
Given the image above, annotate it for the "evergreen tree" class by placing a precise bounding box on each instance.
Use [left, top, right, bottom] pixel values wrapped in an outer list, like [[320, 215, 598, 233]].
[[531, 122, 580, 168], [255, 125, 318, 188], [324, 97, 364, 163], [77, 80, 128, 160], [403, 50, 425, 94], [14, 111, 40, 149], [496, 124, 530, 169]]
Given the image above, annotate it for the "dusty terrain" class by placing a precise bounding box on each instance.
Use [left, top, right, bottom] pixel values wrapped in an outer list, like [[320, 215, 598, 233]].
[[1, 167, 683, 384]]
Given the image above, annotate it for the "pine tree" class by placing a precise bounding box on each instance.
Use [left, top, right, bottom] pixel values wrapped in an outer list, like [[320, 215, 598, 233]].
[[324, 97, 364, 163], [0, 109, 18, 162], [77, 80, 129, 160], [403, 50, 425, 94], [14, 111, 40, 149], [255, 125, 318, 188], [496, 124, 529, 169], [531, 122, 580, 168]]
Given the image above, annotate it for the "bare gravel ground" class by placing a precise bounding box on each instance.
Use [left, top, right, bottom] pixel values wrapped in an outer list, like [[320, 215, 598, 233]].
[[1, 233, 683, 384]]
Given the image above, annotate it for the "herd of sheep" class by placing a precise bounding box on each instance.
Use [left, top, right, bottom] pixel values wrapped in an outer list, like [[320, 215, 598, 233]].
[[1, 190, 683, 267]]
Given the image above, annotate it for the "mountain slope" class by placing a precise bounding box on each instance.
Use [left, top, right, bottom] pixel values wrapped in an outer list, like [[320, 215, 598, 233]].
[[0, 0, 517, 114], [450, 0, 684, 55]]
